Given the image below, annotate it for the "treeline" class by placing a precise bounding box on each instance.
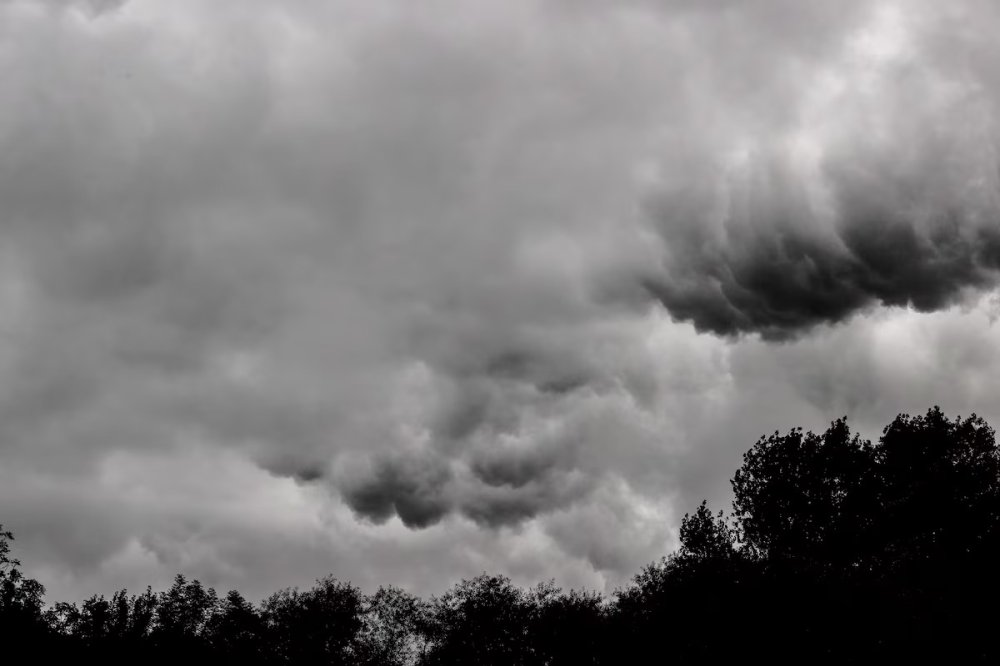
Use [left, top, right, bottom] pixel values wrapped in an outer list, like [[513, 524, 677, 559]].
[[4, 406, 1000, 663]]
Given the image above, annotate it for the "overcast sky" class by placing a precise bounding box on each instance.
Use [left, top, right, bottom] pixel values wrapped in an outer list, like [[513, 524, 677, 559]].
[[4, 0, 1000, 602]]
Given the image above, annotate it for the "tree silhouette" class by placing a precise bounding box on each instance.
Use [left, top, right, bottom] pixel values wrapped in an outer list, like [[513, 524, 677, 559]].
[[527, 582, 607, 666], [731, 416, 872, 567], [606, 407, 1000, 662], [355, 585, 429, 666], [0, 525, 47, 642], [678, 500, 738, 561], [260, 575, 364, 665], [205, 589, 268, 664], [421, 573, 536, 665], [150, 573, 218, 660], [6, 405, 1000, 663], [723, 407, 1000, 661]]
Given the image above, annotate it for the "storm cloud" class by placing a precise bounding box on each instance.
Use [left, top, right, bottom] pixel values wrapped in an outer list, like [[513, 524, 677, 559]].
[[639, 0, 1000, 337], [642, 117, 1000, 339], [3, 0, 1000, 602]]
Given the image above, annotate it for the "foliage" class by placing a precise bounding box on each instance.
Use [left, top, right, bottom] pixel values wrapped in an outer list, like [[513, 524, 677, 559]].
[[0, 525, 47, 639], [5, 406, 1000, 662], [260, 576, 364, 665], [356, 586, 429, 666]]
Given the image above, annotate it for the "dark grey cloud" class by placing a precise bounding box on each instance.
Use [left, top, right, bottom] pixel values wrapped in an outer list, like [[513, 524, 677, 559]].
[[638, 3, 1000, 338], [328, 0, 1000, 535], [470, 445, 565, 489], [341, 418, 593, 529], [643, 147, 1000, 338], [342, 452, 453, 529]]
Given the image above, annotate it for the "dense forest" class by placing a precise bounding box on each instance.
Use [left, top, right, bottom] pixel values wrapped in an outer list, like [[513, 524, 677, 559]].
[[4, 406, 1000, 663]]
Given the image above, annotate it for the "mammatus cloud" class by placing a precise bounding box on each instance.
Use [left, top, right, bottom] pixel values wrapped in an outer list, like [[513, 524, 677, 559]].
[[342, 452, 453, 529], [341, 0, 1000, 527], [341, 433, 593, 529], [3, 0, 1000, 602], [639, 2, 1000, 338], [0, 0, 697, 596], [642, 132, 1000, 339]]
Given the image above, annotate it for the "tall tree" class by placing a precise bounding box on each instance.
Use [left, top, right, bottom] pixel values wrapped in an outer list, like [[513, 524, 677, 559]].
[[260, 575, 364, 665], [0, 525, 48, 641], [422, 574, 535, 666]]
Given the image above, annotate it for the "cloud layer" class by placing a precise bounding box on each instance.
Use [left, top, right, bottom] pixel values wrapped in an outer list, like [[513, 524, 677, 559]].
[[1, 0, 1000, 601]]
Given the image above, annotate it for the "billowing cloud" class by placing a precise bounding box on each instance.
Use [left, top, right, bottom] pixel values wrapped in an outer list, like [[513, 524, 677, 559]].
[[639, 1, 1000, 338], [1, 0, 1000, 602], [342, 451, 453, 529]]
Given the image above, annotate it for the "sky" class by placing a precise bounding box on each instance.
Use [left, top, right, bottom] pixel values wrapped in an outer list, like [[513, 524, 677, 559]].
[[4, 0, 1000, 603]]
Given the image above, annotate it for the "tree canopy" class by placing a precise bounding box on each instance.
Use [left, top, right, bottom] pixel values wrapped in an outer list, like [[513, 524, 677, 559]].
[[5, 406, 1000, 663]]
